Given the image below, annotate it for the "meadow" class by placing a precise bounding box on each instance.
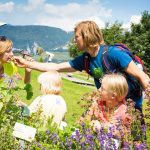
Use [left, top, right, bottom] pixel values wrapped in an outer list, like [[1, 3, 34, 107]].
[[1, 68, 149, 149], [17, 69, 150, 145]]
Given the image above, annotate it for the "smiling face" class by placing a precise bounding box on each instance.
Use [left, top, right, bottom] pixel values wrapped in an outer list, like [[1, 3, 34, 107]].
[[0, 48, 13, 63], [0, 38, 14, 64]]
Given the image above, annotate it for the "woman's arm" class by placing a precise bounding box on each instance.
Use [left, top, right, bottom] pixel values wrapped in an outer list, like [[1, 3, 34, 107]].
[[14, 56, 76, 72], [124, 60, 149, 90]]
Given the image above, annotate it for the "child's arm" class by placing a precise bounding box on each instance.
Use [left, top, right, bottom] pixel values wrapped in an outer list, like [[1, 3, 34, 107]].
[[122, 113, 132, 127], [24, 68, 31, 84], [28, 96, 41, 113], [16, 100, 27, 107], [23, 55, 34, 84]]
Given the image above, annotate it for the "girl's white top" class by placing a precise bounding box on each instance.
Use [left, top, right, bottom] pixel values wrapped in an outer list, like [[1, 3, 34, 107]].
[[28, 95, 67, 126]]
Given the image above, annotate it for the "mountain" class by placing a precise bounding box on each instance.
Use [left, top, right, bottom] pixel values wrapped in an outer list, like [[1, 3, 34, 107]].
[[0, 24, 73, 51]]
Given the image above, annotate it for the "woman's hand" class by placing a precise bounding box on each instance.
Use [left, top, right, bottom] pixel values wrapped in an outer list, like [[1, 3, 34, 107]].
[[14, 56, 28, 68]]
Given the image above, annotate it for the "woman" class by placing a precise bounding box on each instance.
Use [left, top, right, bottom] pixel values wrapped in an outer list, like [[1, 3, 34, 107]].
[[0, 36, 31, 83], [14, 21, 150, 109]]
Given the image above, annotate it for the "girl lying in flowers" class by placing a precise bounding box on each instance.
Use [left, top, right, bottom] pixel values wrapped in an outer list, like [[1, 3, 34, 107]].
[[78, 74, 132, 147]]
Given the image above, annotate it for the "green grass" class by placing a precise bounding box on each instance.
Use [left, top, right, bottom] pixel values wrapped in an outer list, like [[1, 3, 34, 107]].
[[15, 69, 41, 104], [61, 78, 94, 124]]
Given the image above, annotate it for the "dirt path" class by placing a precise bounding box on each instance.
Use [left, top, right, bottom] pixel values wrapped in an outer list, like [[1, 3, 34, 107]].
[[61, 73, 95, 87]]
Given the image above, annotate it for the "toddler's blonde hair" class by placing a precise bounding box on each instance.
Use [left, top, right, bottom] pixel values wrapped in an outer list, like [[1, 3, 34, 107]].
[[101, 74, 128, 99], [0, 37, 13, 54], [38, 71, 62, 95], [74, 20, 104, 50]]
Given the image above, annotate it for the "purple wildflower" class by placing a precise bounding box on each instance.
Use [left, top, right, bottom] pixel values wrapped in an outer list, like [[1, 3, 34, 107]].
[[141, 124, 146, 134], [122, 141, 131, 150], [37, 142, 41, 148]]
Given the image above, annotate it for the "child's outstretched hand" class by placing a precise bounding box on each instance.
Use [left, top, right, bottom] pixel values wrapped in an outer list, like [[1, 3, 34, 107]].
[[16, 100, 27, 107], [122, 114, 132, 127]]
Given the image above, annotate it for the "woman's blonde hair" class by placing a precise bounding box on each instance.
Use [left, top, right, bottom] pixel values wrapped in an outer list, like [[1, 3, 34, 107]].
[[38, 71, 62, 95], [74, 20, 104, 50], [101, 74, 128, 99], [0, 37, 13, 54]]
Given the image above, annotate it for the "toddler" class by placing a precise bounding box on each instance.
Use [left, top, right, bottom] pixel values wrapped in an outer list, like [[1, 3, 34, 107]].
[[28, 71, 67, 127]]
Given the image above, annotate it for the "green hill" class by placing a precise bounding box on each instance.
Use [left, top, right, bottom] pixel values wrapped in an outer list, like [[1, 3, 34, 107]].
[[0, 24, 73, 51]]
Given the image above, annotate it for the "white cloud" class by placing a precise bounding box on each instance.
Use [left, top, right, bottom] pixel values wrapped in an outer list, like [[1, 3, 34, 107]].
[[122, 15, 141, 31], [43, 1, 111, 18], [0, 21, 6, 26], [130, 15, 141, 24], [0, 0, 111, 31], [35, 1, 111, 31], [36, 16, 104, 31], [122, 22, 131, 31], [23, 0, 45, 12], [0, 2, 14, 13]]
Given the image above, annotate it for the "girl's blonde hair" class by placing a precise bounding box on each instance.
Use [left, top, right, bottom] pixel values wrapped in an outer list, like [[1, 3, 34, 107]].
[[101, 74, 128, 99], [74, 20, 104, 50], [38, 71, 62, 95], [0, 37, 13, 54]]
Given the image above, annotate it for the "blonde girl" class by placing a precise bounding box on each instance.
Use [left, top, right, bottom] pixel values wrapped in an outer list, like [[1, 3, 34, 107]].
[[0, 36, 13, 76], [28, 71, 67, 126], [89, 74, 131, 127]]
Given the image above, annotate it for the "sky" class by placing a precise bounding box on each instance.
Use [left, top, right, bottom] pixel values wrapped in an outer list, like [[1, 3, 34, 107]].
[[0, 0, 149, 31]]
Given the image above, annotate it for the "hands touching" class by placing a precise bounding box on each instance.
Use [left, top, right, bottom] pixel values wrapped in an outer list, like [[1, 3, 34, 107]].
[[13, 56, 28, 68], [14, 55, 34, 69], [13, 55, 34, 84]]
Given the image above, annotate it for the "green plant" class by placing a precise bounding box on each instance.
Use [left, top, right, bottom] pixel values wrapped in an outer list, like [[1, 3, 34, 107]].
[[0, 69, 149, 149]]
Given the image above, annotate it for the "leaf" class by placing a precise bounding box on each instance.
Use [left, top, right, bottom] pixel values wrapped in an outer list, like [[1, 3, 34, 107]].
[[3, 61, 18, 76], [93, 68, 103, 79], [24, 83, 33, 100], [26, 91, 33, 100], [24, 83, 32, 91]]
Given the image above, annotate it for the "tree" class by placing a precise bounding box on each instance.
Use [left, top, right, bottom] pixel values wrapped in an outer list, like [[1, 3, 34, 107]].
[[124, 11, 150, 72], [68, 22, 125, 58], [36, 47, 44, 55], [102, 21, 125, 45], [67, 38, 83, 58], [67, 11, 150, 74]]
